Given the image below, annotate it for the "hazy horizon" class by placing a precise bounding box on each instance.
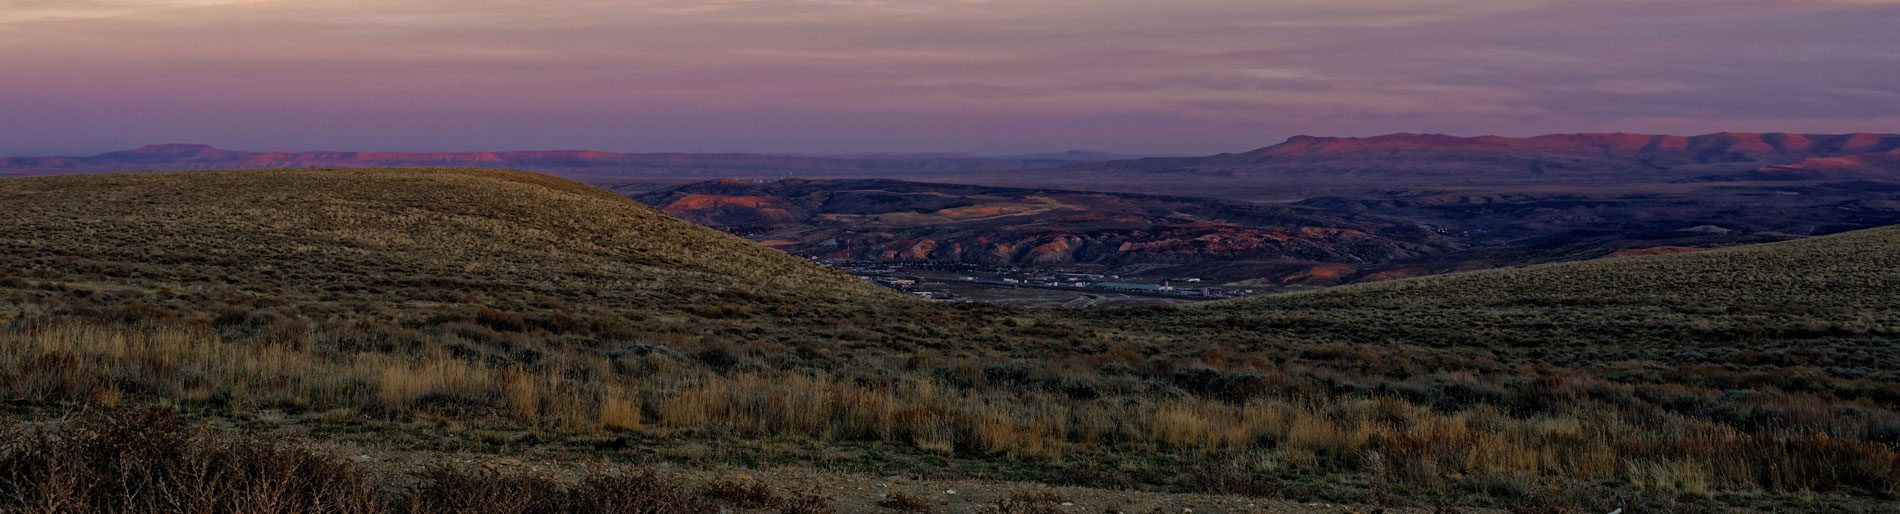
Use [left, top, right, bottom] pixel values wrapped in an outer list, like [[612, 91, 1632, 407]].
[[4, 0, 1897, 156], [13, 128, 1900, 160]]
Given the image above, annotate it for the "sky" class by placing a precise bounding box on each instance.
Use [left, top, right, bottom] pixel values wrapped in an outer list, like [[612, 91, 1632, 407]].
[[1, 0, 1898, 156]]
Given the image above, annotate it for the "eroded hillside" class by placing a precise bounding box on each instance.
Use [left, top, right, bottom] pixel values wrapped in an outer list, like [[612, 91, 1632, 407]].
[[632, 179, 1453, 278]]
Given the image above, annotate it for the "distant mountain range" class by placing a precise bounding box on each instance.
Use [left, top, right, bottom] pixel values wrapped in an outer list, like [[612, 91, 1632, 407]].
[[788, 149, 1162, 161], [0, 144, 1127, 178], [7, 132, 1896, 184], [1057, 132, 1900, 183]]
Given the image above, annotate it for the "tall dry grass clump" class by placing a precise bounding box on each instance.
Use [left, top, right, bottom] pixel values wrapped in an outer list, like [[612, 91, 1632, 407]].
[[0, 407, 386, 513], [3, 321, 1894, 499], [0, 406, 718, 514]]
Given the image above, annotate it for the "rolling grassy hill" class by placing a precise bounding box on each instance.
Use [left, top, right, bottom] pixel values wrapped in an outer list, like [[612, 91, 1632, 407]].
[[1072, 225, 1900, 445], [0, 169, 1895, 512], [0, 168, 1039, 363], [1099, 222, 1900, 354]]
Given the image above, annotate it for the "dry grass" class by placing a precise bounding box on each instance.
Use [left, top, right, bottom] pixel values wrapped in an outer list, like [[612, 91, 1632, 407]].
[[1, 169, 1897, 509], [403, 467, 710, 514], [877, 491, 934, 513], [975, 490, 1070, 514], [0, 407, 386, 513], [0, 406, 899, 513], [698, 476, 782, 509], [1, 321, 1893, 500]]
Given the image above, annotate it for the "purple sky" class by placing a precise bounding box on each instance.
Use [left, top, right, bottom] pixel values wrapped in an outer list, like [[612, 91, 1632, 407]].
[[3, 0, 1898, 156]]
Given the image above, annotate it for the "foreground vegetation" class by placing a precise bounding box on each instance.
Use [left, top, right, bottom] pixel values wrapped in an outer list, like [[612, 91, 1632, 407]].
[[1, 169, 1896, 511], [0, 406, 789, 513]]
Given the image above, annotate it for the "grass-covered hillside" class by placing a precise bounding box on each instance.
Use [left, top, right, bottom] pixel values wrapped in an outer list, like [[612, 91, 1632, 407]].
[[1082, 226, 1900, 429], [0, 168, 1040, 361], [1176, 223, 1900, 347], [0, 169, 1894, 513]]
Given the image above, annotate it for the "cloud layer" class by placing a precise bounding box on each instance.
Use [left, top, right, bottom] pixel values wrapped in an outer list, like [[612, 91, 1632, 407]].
[[2, 0, 1897, 154]]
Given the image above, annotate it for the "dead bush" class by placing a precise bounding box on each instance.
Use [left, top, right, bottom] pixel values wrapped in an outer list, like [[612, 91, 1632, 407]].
[[876, 491, 933, 513], [975, 490, 1069, 514]]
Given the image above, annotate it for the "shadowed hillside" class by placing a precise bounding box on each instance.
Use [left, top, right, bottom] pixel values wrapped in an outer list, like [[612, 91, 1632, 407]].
[[1, 169, 1896, 512], [1721, 149, 1900, 181], [630, 178, 1900, 291], [630, 178, 1454, 281]]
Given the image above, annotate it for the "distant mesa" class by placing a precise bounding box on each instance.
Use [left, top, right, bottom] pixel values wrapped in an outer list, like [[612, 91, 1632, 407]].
[[1059, 131, 1900, 183]]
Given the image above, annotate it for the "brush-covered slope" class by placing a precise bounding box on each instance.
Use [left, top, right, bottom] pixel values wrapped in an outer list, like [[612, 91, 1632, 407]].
[[1064, 226, 1900, 464], [0, 168, 958, 358], [1102, 224, 1900, 358]]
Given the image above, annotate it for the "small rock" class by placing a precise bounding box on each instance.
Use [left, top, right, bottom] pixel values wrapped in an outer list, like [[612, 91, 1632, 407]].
[[945, 489, 957, 495]]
